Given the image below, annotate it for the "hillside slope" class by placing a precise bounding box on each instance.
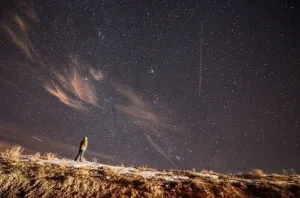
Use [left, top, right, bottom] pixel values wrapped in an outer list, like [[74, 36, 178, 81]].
[[0, 155, 300, 197]]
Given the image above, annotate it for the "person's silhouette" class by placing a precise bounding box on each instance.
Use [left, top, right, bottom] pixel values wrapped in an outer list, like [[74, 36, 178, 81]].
[[74, 137, 88, 162]]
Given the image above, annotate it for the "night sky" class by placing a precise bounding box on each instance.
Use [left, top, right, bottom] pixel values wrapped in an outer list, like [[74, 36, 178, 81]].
[[0, 0, 299, 173]]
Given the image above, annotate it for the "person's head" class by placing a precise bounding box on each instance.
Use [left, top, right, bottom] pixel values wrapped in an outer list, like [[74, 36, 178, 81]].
[[84, 136, 88, 141]]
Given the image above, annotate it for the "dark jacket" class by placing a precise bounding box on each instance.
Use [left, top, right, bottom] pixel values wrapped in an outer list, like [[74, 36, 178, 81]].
[[79, 137, 88, 151]]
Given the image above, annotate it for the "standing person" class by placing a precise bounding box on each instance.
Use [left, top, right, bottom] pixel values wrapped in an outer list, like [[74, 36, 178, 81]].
[[74, 137, 88, 162]]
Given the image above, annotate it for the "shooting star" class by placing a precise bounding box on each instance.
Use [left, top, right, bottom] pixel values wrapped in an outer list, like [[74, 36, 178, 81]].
[[32, 136, 43, 142], [199, 23, 203, 97]]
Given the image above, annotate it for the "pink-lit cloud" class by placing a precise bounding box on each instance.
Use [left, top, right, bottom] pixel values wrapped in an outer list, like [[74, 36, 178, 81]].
[[90, 68, 104, 81], [44, 59, 103, 110], [44, 81, 86, 110], [1, 4, 39, 62]]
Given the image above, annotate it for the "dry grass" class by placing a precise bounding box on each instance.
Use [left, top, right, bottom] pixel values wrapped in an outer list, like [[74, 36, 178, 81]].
[[31, 152, 41, 161], [104, 167, 121, 177], [201, 169, 216, 175], [282, 168, 296, 175], [58, 161, 68, 170], [0, 155, 299, 197], [0, 162, 165, 197], [0, 145, 24, 162], [72, 167, 90, 177], [138, 164, 149, 169], [252, 169, 265, 177], [42, 152, 56, 160]]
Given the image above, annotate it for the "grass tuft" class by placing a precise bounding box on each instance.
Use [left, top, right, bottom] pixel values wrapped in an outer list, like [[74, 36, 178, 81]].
[[42, 152, 57, 160], [252, 169, 265, 177], [31, 152, 41, 161], [0, 145, 24, 162]]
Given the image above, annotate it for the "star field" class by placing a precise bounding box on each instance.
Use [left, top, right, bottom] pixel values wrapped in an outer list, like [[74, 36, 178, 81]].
[[0, 0, 299, 172]]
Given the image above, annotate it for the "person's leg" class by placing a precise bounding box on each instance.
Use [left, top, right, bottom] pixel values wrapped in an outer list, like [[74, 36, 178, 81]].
[[79, 150, 85, 162], [74, 150, 81, 161]]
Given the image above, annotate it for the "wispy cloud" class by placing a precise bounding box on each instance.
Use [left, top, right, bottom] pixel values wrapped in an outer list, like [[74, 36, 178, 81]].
[[112, 81, 178, 167], [2, 22, 34, 61], [144, 133, 177, 168], [112, 81, 170, 132], [90, 68, 104, 81], [44, 58, 103, 110], [23, 0, 40, 24], [71, 70, 99, 106], [44, 81, 86, 110], [1, 3, 39, 62]]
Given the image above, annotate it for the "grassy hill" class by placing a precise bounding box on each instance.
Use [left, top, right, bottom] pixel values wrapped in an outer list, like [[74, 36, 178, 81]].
[[0, 146, 299, 197]]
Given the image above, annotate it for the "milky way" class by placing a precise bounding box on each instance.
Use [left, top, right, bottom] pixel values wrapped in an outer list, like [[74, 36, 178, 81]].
[[0, 0, 299, 172]]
